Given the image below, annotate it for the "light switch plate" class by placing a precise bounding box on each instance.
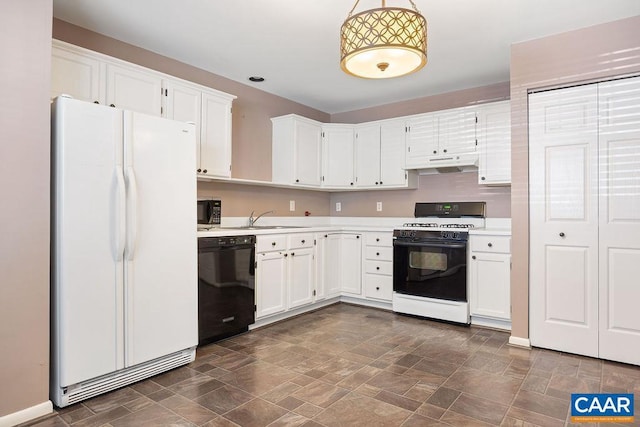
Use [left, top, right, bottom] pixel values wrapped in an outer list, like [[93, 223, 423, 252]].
[[376, 202, 382, 212], [336, 202, 341, 212], [289, 200, 295, 211]]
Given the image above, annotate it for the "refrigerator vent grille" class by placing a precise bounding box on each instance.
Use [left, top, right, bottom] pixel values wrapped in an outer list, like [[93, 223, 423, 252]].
[[62, 348, 195, 406]]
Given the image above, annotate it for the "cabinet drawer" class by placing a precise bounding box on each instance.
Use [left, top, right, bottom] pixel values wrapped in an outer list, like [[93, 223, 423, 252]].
[[364, 260, 393, 275], [363, 274, 393, 301], [365, 246, 393, 261], [256, 235, 287, 252], [365, 232, 393, 247], [469, 236, 510, 253], [288, 233, 314, 249]]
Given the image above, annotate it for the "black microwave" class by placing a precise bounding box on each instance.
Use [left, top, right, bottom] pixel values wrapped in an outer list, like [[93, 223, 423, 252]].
[[197, 199, 221, 225]]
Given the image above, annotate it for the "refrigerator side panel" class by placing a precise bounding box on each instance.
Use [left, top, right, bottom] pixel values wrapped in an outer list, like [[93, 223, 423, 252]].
[[124, 111, 198, 367], [51, 97, 123, 395]]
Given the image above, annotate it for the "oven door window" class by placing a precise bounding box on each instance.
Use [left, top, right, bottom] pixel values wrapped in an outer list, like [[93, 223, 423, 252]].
[[394, 243, 467, 302], [409, 251, 447, 273]]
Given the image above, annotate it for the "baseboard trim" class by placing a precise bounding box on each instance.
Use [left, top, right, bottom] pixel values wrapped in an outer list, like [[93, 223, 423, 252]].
[[0, 400, 53, 427], [508, 335, 531, 348]]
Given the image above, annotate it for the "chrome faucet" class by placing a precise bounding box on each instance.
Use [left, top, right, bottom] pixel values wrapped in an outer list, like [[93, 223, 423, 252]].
[[248, 210, 275, 227]]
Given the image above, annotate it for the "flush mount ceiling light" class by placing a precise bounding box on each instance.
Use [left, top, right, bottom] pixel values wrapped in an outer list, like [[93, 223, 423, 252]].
[[340, 0, 427, 79]]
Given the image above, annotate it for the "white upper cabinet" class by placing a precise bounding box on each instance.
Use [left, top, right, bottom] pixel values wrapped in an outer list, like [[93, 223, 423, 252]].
[[476, 100, 511, 185], [52, 40, 236, 179], [272, 115, 322, 186], [405, 113, 438, 168], [105, 63, 163, 116], [405, 106, 477, 169], [354, 123, 381, 187], [354, 119, 414, 188], [51, 44, 103, 103], [322, 124, 355, 188], [199, 91, 235, 178], [379, 119, 410, 187]]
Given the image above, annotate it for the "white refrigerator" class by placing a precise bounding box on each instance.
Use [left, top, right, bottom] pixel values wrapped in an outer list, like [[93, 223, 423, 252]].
[[50, 96, 198, 407]]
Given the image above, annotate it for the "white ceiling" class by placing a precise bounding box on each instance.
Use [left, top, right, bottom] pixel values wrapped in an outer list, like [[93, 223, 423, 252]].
[[52, 0, 640, 114]]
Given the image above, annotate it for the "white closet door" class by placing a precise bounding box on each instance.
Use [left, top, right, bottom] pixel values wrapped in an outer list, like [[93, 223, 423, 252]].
[[598, 77, 640, 365], [529, 85, 599, 357]]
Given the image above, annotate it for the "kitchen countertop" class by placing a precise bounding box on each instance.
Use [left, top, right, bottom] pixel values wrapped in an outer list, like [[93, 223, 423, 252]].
[[196, 217, 513, 238]]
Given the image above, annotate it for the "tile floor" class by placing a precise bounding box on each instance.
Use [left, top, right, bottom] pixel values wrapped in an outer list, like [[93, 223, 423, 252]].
[[26, 303, 640, 427]]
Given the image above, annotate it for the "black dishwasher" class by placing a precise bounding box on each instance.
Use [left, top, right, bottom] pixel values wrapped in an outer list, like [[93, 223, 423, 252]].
[[198, 235, 256, 345]]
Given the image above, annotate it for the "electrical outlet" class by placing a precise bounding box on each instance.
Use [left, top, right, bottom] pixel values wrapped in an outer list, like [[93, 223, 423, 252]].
[[336, 202, 342, 212], [376, 202, 382, 212], [289, 200, 295, 211]]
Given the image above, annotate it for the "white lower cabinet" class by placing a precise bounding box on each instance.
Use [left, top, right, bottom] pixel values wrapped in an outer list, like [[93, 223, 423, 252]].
[[255, 234, 316, 319], [287, 234, 315, 309], [468, 234, 511, 330], [363, 232, 393, 301], [255, 235, 288, 319], [340, 234, 363, 295]]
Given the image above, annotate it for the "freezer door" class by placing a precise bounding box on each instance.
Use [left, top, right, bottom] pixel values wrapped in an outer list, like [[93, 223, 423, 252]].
[[123, 111, 198, 367], [51, 97, 125, 389]]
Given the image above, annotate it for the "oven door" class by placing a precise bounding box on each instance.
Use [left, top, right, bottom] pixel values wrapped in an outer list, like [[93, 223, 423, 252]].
[[393, 239, 467, 302]]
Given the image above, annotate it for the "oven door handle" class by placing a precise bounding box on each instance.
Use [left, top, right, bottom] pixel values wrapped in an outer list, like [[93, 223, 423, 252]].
[[393, 241, 467, 249]]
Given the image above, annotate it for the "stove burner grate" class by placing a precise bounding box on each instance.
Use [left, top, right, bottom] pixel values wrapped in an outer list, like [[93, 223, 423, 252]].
[[402, 222, 475, 229]]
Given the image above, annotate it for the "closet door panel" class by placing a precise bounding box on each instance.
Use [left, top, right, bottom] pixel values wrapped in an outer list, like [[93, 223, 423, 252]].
[[529, 85, 599, 358], [598, 77, 640, 365]]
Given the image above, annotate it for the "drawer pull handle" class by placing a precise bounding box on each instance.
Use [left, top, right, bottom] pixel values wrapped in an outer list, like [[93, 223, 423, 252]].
[[376, 252, 380, 256], [376, 238, 380, 242], [301, 239, 305, 244], [376, 266, 380, 270], [488, 243, 493, 247], [376, 286, 380, 290], [559, 232, 565, 237], [472, 255, 476, 260], [271, 242, 276, 246]]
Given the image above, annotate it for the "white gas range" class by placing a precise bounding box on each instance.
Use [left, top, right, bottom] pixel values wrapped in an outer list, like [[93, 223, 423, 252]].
[[392, 202, 486, 324]]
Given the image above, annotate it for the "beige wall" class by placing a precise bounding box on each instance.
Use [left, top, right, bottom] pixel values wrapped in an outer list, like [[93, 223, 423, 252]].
[[331, 82, 510, 123], [0, 0, 52, 417], [509, 15, 640, 341], [331, 173, 511, 218], [198, 181, 330, 217]]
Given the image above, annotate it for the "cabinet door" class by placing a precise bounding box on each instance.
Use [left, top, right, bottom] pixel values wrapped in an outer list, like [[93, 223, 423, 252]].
[[380, 119, 407, 186], [200, 91, 233, 177], [438, 107, 477, 155], [597, 77, 640, 366], [288, 248, 315, 309], [341, 234, 362, 295], [529, 85, 599, 358], [319, 234, 343, 298], [256, 252, 287, 318], [295, 120, 322, 185], [51, 45, 103, 103], [105, 63, 162, 116], [405, 113, 437, 167], [164, 81, 202, 172], [469, 252, 511, 320], [354, 124, 381, 187], [323, 125, 355, 187], [477, 101, 511, 185]]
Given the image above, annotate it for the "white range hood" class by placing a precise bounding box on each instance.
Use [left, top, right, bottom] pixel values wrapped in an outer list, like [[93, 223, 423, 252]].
[[411, 152, 479, 174]]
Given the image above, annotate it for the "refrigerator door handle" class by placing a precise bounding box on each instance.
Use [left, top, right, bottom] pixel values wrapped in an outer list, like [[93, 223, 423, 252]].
[[125, 166, 138, 261], [115, 166, 126, 261]]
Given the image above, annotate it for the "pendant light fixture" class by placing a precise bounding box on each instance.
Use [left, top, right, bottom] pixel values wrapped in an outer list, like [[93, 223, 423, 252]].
[[340, 0, 427, 79]]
